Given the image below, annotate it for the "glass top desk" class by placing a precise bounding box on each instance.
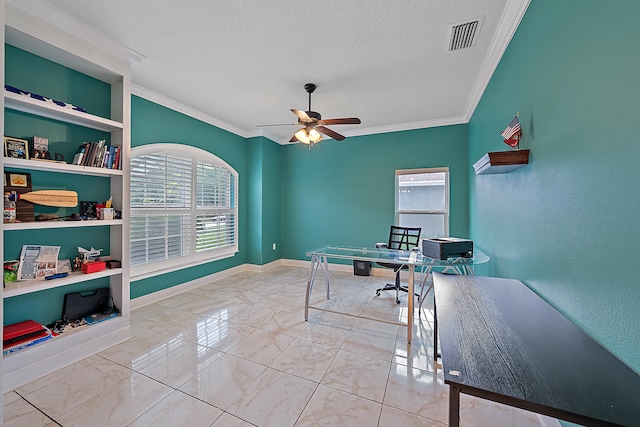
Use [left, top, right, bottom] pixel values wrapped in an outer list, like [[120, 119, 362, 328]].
[[304, 245, 489, 342]]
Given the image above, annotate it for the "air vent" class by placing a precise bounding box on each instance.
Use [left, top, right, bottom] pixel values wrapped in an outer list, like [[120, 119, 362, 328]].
[[447, 16, 484, 52]]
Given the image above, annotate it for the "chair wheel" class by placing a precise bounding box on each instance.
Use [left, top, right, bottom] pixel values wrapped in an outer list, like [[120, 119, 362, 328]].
[[396, 299, 401, 304], [376, 291, 380, 296]]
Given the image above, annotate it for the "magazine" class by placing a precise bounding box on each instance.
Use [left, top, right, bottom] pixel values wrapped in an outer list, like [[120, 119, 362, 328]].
[[17, 245, 61, 280]]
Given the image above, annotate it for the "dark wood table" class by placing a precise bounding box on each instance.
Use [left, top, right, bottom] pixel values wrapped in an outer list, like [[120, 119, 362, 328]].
[[433, 272, 640, 427]]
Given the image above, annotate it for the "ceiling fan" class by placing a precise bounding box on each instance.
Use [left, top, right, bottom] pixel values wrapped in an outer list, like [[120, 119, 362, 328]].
[[259, 83, 361, 146]]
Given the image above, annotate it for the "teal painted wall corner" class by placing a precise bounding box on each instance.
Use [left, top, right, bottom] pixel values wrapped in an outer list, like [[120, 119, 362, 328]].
[[468, 0, 640, 378], [129, 95, 248, 297], [280, 125, 469, 260]]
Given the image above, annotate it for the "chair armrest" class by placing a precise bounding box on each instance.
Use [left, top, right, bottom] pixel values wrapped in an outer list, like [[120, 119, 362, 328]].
[[375, 243, 388, 249]]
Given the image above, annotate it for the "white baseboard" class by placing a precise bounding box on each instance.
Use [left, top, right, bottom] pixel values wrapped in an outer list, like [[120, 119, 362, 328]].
[[131, 264, 246, 310], [131, 258, 398, 310], [536, 414, 562, 427], [3, 322, 131, 392], [131, 259, 301, 309]]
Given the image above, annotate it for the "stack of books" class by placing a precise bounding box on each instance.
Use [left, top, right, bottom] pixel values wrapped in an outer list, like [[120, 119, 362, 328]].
[[72, 140, 121, 169], [3, 320, 53, 355]]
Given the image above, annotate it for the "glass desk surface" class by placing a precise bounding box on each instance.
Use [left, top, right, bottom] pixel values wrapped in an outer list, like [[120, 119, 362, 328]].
[[306, 245, 489, 266], [304, 245, 490, 343]]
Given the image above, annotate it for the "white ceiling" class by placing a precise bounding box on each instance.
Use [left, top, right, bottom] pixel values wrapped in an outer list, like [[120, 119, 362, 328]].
[[38, 0, 529, 144]]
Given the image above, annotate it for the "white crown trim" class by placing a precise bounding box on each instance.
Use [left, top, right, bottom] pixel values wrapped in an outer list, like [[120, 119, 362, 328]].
[[462, 0, 531, 120], [6, 0, 145, 65], [131, 84, 250, 139]]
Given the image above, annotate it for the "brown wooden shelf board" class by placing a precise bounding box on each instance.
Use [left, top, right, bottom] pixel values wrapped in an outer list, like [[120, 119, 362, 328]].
[[473, 149, 530, 175]]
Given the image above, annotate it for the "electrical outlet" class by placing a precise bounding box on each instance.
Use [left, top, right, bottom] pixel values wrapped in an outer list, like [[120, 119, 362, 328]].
[[272, 243, 277, 250]]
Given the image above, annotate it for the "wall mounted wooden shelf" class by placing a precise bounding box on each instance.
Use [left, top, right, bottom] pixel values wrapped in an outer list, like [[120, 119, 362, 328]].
[[473, 149, 530, 175]]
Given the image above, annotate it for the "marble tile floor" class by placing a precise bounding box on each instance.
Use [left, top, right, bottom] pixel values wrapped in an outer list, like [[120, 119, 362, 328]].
[[3, 266, 544, 427]]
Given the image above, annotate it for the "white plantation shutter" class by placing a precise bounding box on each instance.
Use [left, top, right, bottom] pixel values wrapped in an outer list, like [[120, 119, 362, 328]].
[[196, 213, 237, 251], [130, 144, 238, 276], [130, 213, 191, 265], [195, 162, 236, 252]]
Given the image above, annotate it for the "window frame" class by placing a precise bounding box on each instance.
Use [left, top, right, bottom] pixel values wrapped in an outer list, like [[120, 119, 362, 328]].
[[395, 167, 450, 238], [130, 143, 239, 279]]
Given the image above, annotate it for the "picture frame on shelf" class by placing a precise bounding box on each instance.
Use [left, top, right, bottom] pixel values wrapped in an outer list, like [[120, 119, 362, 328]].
[[7, 173, 30, 188], [4, 136, 30, 159], [31, 136, 51, 160], [80, 201, 97, 219], [4, 172, 35, 222]]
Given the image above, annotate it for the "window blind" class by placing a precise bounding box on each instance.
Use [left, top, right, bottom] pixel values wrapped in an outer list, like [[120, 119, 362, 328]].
[[130, 146, 238, 272]]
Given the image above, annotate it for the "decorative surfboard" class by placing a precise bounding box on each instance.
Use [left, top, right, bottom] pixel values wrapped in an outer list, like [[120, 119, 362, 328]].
[[15, 190, 78, 207]]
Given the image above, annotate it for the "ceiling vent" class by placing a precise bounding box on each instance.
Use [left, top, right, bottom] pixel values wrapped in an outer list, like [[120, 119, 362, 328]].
[[446, 16, 484, 52]]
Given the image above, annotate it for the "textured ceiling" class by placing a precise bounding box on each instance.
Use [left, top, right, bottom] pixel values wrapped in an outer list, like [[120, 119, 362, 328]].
[[39, 0, 525, 143]]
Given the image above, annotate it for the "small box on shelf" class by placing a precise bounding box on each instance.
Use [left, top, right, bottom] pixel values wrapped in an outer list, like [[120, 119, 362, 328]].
[[105, 260, 121, 269], [81, 261, 106, 274]]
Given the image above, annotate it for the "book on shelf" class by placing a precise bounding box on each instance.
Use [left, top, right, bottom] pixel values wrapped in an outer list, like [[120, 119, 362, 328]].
[[3, 320, 53, 355], [71, 140, 121, 169]]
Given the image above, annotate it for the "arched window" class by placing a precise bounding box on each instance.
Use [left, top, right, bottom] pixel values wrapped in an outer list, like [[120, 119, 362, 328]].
[[130, 143, 238, 278]]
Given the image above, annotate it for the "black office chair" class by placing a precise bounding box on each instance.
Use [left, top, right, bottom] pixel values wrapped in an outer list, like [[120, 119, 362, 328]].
[[375, 225, 422, 304]]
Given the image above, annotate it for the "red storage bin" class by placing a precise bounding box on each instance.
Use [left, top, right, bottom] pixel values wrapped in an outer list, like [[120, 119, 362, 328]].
[[81, 261, 106, 274]]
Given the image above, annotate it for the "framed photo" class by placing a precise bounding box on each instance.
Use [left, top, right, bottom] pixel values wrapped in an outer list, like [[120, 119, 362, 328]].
[[57, 259, 72, 274], [80, 201, 97, 219], [31, 135, 51, 160], [8, 173, 29, 188], [4, 136, 29, 159]]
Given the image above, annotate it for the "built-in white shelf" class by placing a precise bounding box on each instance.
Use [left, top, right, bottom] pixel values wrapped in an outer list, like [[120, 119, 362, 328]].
[[3, 157, 122, 177], [2, 316, 131, 392], [3, 219, 122, 231], [4, 90, 123, 132], [3, 268, 123, 299]]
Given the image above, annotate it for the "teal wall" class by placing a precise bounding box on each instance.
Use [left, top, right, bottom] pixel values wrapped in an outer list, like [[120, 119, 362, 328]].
[[280, 125, 469, 260], [245, 136, 282, 265], [469, 0, 640, 381], [246, 137, 263, 264], [5, 45, 111, 119], [261, 137, 282, 264], [3, 45, 113, 326], [129, 96, 249, 298]]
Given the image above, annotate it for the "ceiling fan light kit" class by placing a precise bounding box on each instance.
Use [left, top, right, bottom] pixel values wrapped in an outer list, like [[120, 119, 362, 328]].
[[260, 83, 361, 147], [295, 127, 322, 145]]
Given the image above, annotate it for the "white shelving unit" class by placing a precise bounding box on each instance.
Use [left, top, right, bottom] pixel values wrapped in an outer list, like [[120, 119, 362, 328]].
[[3, 269, 124, 298], [4, 90, 124, 132], [2, 0, 135, 392], [3, 156, 124, 177]]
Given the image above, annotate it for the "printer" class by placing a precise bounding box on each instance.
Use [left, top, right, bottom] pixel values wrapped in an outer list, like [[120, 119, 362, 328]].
[[422, 237, 473, 260]]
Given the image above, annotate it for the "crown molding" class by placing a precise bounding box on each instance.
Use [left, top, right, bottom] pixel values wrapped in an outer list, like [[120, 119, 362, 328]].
[[131, 84, 250, 139], [255, 115, 470, 146], [6, 0, 145, 65], [4, 0, 529, 146], [345, 116, 469, 139], [249, 130, 283, 144], [462, 0, 531, 120]]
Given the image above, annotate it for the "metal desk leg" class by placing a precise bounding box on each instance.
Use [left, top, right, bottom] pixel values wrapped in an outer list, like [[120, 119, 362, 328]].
[[305, 255, 320, 321], [323, 255, 330, 299], [449, 385, 461, 427], [433, 296, 438, 361], [407, 264, 414, 343], [418, 266, 433, 314]]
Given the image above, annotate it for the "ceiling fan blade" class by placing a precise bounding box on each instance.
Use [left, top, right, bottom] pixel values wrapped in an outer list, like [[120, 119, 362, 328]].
[[289, 134, 299, 143], [291, 109, 312, 122], [317, 126, 346, 141], [318, 118, 361, 125]]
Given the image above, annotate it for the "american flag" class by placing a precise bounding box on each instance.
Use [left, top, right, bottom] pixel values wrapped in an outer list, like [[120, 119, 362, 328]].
[[501, 115, 521, 140]]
